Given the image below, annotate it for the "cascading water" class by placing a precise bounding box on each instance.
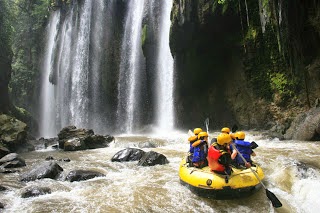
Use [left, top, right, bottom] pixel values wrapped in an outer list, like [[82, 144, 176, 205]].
[[116, 0, 145, 134], [69, 0, 92, 129], [39, 0, 175, 137], [39, 11, 60, 138], [155, 0, 174, 131]]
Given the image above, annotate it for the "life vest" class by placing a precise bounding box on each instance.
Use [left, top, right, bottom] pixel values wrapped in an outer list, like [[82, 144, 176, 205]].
[[191, 140, 208, 163], [188, 135, 198, 142], [207, 143, 231, 172], [233, 140, 252, 164], [188, 135, 198, 154]]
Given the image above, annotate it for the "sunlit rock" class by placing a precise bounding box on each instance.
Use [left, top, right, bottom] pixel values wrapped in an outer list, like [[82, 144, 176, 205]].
[[0, 153, 26, 168], [284, 107, 320, 141], [20, 161, 63, 182], [58, 126, 114, 151], [0, 114, 28, 152]]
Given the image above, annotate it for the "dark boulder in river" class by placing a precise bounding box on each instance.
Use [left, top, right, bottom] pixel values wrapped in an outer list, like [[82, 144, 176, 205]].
[[111, 148, 146, 162], [21, 186, 51, 198], [65, 170, 105, 182], [137, 151, 169, 166]]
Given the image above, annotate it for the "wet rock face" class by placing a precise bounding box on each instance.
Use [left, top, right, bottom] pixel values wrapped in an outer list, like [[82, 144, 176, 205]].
[[20, 161, 63, 182], [58, 126, 114, 151], [284, 107, 320, 141], [137, 151, 169, 166], [0, 153, 26, 168], [21, 186, 51, 198], [111, 148, 146, 162], [65, 170, 105, 182], [111, 148, 169, 166]]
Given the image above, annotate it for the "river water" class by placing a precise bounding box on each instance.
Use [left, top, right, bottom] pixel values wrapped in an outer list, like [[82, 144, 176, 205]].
[[1, 131, 320, 213]]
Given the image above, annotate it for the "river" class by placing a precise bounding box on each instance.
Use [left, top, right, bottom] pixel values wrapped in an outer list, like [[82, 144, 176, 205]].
[[1, 131, 320, 213]]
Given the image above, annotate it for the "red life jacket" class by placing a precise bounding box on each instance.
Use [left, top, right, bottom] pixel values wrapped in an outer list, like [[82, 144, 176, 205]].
[[207, 143, 230, 172]]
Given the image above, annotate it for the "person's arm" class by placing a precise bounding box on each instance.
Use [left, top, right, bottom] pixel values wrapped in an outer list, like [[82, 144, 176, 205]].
[[231, 149, 237, 160], [192, 140, 201, 147]]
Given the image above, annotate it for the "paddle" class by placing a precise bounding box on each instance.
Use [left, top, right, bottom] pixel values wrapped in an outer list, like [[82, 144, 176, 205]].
[[204, 118, 210, 154], [230, 127, 282, 208], [204, 118, 210, 140]]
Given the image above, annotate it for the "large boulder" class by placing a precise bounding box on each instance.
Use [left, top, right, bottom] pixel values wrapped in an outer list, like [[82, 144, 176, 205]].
[[111, 148, 146, 162], [137, 151, 169, 166], [0, 114, 28, 152], [0, 153, 26, 168], [20, 161, 63, 182], [284, 107, 320, 141], [58, 126, 114, 151], [58, 126, 94, 149], [65, 170, 105, 182], [21, 186, 51, 198]]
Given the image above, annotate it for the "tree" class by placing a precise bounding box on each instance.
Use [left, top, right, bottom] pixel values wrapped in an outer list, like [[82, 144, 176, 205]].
[[0, 0, 13, 113]]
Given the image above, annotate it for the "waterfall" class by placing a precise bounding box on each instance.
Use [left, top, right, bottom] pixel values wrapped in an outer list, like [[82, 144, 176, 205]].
[[117, 0, 145, 133], [39, 0, 175, 137], [39, 11, 60, 138], [69, 0, 92, 128], [155, 0, 175, 131]]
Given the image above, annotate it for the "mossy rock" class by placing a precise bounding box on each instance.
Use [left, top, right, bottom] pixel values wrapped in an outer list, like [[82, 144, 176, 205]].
[[0, 114, 28, 149]]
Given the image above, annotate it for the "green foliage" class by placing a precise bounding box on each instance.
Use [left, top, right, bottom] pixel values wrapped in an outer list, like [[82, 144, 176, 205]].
[[0, 0, 13, 54], [269, 73, 296, 100], [9, 0, 50, 109], [212, 0, 237, 14], [141, 24, 147, 47], [245, 26, 257, 40]]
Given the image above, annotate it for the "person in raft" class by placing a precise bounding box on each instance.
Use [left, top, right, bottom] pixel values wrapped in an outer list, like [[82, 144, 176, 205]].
[[210, 127, 235, 144], [187, 128, 203, 165], [207, 133, 232, 175], [230, 131, 257, 168], [191, 131, 209, 168]]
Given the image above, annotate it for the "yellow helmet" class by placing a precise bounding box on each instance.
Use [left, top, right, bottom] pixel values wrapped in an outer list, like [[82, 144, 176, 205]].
[[221, 127, 231, 134], [197, 131, 208, 139], [217, 133, 232, 145], [193, 128, 203, 135], [235, 131, 245, 140]]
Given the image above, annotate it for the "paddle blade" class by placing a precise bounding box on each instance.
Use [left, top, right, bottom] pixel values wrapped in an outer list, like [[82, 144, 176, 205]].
[[204, 118, 209, 128], [188, 130, 194, 137], [266, 189, 282, 208]]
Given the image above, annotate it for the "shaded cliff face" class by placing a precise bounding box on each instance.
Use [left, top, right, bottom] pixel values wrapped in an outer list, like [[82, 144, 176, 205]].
[[170, 0, 270, 129], [0, 1, 12, 114], [170, 0, 320, 130], [0, 56, 12, 114]]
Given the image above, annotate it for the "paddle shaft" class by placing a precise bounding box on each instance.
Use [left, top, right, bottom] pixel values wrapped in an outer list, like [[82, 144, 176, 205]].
[[205, 119, 210, 141], [230, 143, 267, 189]]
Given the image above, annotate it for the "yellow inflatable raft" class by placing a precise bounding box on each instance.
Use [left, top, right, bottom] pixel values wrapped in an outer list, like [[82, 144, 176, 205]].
[[179, 157, 265, 199]]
